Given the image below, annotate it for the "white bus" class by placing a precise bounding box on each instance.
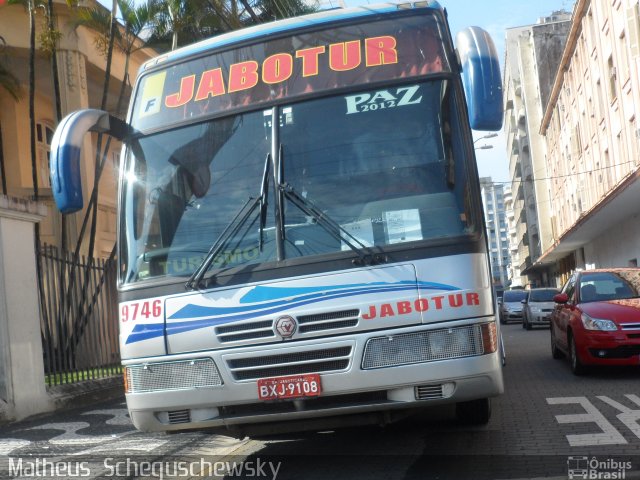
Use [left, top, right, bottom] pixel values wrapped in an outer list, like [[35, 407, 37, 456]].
[[50, 2, 504, 436]]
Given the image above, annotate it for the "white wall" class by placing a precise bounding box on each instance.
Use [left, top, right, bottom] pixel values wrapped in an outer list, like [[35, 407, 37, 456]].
[[0, 196, 52, 421], [584, 213, 640, 268]]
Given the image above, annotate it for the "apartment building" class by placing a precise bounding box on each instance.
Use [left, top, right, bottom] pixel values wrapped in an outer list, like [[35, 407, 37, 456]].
[[480, 177, 510, 292], [502, 185, 523, 287], [503, 11, 572, 288], [537, 0, 640, 285]]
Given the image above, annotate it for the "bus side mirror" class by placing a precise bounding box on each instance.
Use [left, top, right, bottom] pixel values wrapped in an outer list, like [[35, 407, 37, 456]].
[[455, 27, 503, 131], [50, 109, 132, 214]]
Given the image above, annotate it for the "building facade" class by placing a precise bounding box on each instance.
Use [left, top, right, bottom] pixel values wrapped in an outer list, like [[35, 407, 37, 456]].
[[503, 11, 572, 287], [538, 0, 640, 286], [502, 185, 522, 287], [480, 177, 510, 293], [0, 0, 154, 257]]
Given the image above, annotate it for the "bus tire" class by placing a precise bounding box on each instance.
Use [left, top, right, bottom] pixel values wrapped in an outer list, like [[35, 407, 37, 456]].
[[456, 398, 491, 425]]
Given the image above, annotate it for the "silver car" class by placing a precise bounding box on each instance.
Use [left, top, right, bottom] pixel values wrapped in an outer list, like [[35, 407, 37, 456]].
[[499, 289, 527, 324], [522, 288, 559, 330]]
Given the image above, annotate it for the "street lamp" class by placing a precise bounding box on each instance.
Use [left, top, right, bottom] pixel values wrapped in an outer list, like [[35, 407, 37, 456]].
[[473, 132, 498, 145], [475, 144, 493, 150]]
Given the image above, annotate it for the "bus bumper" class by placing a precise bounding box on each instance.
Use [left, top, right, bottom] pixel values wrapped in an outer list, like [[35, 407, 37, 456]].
[[124, 320, 503, 434]]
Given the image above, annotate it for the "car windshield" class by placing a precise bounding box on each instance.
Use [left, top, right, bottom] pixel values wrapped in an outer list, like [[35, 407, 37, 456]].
[[528, 289, 559, 302], [579, 271, 640, 303], [503, 290, 528, 302]]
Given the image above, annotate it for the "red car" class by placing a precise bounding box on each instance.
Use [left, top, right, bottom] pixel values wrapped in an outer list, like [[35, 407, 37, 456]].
[[550, 268, 640, 375]]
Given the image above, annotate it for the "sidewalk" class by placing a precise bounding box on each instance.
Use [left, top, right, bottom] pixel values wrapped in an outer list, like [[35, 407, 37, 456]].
[[0, 376, 124, 427]]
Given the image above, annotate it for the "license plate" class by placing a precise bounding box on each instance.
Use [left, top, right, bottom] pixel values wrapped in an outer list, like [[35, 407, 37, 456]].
[[257, 374, 322, 400]]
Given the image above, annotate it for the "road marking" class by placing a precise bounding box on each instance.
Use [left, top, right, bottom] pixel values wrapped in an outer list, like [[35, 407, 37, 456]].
[[547, 396, 628, 446], [596, 394, 640, 440]]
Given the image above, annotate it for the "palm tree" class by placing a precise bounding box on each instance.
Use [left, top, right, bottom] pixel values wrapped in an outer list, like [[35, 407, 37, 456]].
[[71, 0, 155, 262], [6, 0, 40, 203], [22, 0, 49, 362], [114, 0, 155, 107], [27, 0, 38, 202], [38, 0, 62, 120], [148, 0, 232, 51], [37, 0, 67, 248], [147, 0, 318, 52], [249, 0, 317, 23]]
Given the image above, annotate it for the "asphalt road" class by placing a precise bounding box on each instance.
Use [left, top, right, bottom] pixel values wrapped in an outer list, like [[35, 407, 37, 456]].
[[1, 322, 639, 479]]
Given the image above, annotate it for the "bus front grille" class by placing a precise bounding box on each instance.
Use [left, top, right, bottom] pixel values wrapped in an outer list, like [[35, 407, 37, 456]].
[[215, 319, 276, 343], [225, 345, 353, 381], [296, 309, 360, 334]]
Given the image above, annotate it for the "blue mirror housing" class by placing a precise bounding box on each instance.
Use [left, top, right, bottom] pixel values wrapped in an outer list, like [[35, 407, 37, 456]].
[[456, 27, 503, 131], [50, 109, 130, 214]]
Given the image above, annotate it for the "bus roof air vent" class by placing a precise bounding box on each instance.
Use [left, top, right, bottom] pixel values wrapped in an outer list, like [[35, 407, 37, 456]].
[[397, 1, 439, 9]]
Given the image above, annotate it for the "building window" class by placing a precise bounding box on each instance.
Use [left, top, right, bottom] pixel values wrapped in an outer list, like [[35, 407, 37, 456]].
[[608, 55, 617, 101], [596, 79, 605, 121], [571, 126, 582, 158], [36, 121, 54, 189], [627, 3, 640, 57]]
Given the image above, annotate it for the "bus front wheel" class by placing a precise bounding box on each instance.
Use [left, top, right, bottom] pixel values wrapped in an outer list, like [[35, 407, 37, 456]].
[[456, 398, 491, 425]]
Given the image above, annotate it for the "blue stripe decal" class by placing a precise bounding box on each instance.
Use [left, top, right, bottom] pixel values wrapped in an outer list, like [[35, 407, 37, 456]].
[[126, 280, 459, 344], [126, 323, 165, 344], [239, 282, 415, 303], [174, 283, 388, 318], [168, 281, 455, 319]]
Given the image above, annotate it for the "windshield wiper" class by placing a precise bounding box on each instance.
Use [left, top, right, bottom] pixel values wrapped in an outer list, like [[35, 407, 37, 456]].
[[185, 153, 272, 291], [259, 153, 270, 252], [185, 196, 261, 290], [279, 182, 386, 266]]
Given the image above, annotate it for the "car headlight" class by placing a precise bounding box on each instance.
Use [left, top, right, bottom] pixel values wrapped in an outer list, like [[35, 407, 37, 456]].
[[529, 306, 542, 313], [581, 312, 617, 331]]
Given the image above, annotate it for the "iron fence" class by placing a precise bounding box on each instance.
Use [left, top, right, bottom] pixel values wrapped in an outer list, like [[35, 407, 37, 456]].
[[38, 244, 120, 386]]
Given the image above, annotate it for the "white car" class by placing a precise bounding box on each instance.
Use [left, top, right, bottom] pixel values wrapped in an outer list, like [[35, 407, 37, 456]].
[[522, 288, 559, 330]]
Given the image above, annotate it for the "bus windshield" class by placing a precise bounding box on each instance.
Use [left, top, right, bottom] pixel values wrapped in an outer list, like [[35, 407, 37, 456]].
[[120, 78, 476, 284]]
